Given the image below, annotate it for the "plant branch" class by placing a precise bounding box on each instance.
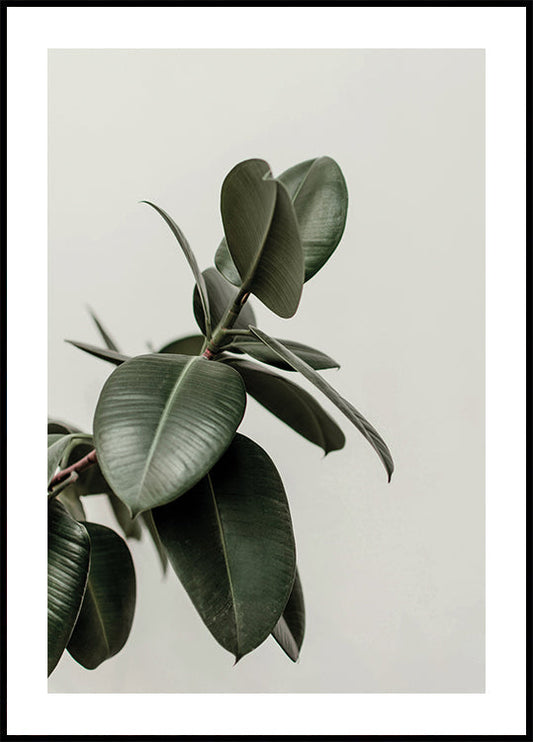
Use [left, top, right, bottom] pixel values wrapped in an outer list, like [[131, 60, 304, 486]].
[[48, 471, 79, 498], [202, 290, 250, 358], [48, 448, 98, 492]]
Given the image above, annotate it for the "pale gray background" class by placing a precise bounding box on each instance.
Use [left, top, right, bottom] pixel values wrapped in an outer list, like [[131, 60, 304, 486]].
[[48, 49, 484, 693]]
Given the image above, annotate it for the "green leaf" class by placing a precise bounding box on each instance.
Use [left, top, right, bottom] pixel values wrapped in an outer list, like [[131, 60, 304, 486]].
[[217, 159, 304, 318], [48, 419, 81, 435], [278, 156, 348, 280], [248, 327, 394, 481], [193, 267, 256, 337], [141, 200, 212, 337], [229, 337, 339, 372], [67, 522, 136, 670], [272, 568, 305, 662], [158, 335, 205, 356], [226, 359, 345, 454], [153, 434, 296, 661], [87, 307, 119, 351], [216, 156, 348, 285], [66, 340, 130, 366], [141, 510, 168, 574], [94, 354, 246, 516], [48, 499, 90, 675]]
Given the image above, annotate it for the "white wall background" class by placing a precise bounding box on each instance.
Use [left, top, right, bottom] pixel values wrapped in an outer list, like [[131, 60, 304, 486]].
[[48, 49, 484, 693]]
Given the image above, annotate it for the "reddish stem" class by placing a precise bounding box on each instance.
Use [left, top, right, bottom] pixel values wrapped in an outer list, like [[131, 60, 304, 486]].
[[49, 448, 98, 491]]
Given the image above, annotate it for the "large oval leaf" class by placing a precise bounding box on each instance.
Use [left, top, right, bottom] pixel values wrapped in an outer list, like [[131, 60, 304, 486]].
[[217, 159, 304, 318], [272, 568, 305, 662], [94, 354, 246, 516], [228, 337, 339, 372], [153, 434, 296, 661], [216, 156, 348, 285], [278, 156, 348, 280], [249, 327, 394, 481], [48, 499, 90, 675], [158, 335, 204, 356], [193, 267, 256, 336], [227, 359, 345, 454], [67, 522, 136, 670]]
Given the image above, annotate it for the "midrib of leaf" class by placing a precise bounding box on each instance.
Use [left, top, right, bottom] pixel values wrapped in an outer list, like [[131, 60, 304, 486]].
[[136, 356, 197, 507], [240, 182, 277, 293], [289, 159, 317, 208], [207, 472, 240, 656], [86, 576, 110, 657]]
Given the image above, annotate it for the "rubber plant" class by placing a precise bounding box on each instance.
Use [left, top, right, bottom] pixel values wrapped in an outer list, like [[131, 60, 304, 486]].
[[48, 156, 394, 677]]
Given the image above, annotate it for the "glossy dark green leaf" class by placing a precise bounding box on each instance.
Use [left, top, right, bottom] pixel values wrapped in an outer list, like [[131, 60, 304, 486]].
[[141, 510, 168, 574], [48, 499, 90, 675], [158, 335, 205, 356], [153, 434, 296, 661], [193, 267, 256, 336], [94, 354, 246, 516], [66, 340, 130, 366], [217, 159, 304, 318], [272, 569, 305, 662], [142, 200, 212, 337], [67, 522, 136, 670], [227, 359, 345, 454], [229, 337, 339, 372], [87, 307, 119, 351], [249, 327, 394, 481], [278, 156, 348, 280]]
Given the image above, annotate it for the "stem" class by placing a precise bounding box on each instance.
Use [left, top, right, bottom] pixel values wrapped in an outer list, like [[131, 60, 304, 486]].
[[202, 290, 250, 358], [48, 448, 98, 492]]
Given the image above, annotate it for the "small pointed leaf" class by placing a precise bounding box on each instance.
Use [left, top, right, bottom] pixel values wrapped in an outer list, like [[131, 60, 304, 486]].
[[142, 200, 211, 337], [94, 354, 246, 516], [248, 327, 394, 481], [227, 359, 345, 454], [218, 159, 304, 318], [48, 500, 90, 675], [67, 340, 130, 366], [67, 522, 136, 670], [272, 569, 305, 662], [153, 434, 296, 661], [87, 307, 119, 351], [278, 156, 348, 280]]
